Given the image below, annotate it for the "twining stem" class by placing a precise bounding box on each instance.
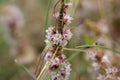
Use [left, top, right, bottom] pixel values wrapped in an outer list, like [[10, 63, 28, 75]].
[[58, 0, 65, 33], [53, 0, 61, 19]]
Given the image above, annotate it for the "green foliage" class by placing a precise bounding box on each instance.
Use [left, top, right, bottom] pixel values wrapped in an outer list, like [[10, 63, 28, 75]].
[[0, 0, 4, 3], [0, 27, 9, 55], [0, 37, 9, 55], [84, 34, 93, 45], [0, 58, 19, 80]]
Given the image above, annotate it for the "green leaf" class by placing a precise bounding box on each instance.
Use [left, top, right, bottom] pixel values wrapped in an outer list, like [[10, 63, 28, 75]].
[[84, 34, 93, 45]]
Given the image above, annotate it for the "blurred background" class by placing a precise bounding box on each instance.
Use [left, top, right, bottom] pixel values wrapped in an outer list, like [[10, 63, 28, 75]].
[[0, 0, 120, 80]]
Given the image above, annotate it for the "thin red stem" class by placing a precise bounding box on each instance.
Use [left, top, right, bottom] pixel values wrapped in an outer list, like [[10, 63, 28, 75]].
[[53, 0, 61, 30], [53, 0, 61, 20]]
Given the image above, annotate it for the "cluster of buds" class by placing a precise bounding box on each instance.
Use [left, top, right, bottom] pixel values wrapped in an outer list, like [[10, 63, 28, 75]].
[[44, 26, 72, 80], [85, 47, 120, 80], [53, 3, 73, 25], [43, 1, 73, 80], [97, 67, 119, 80], [45, 27, 72, 47]]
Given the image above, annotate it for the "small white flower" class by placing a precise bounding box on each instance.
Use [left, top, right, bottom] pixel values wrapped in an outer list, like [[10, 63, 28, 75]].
[[45, 27, 72, 46], [65, 3, 72, 8], [63, 29, 72, 40], [44, 51, 52, 61], [52, 33, 62, 45], [102, 55, 111, 64], [105, 67, 118, 75], [52, 57, 61, 65], [44, 39, 49, 44], [91, 62, 100, 71], [97, 74, 106, 80], [64, 15, 73, 24], [51, 61, 71, 80], [85, 50, 97, 61], [106, 74, 113, 79]]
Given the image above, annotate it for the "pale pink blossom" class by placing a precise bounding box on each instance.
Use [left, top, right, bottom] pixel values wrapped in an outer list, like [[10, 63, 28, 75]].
[[64, 15, 73, 24], [105, 67, 118, 75], [97, 74, 106, 80]]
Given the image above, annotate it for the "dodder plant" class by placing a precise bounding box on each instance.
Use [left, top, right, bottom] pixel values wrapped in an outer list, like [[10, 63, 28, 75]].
[[35, 0, 73, 80]]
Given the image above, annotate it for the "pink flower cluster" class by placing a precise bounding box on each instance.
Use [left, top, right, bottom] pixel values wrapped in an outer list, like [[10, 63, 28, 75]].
[[43, 2, 73, 80], [97, 67, 119, 80], [44, 26, 72, 80], [51, 61, 71, 80], [45, 27, 72, 47], [85, 49, 120, 80]]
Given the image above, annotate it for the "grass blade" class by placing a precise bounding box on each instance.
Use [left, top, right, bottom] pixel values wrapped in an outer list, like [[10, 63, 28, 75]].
[[15, 60, 36, 80], [45, 0, 53, 29], [76, 44, 120, 54]]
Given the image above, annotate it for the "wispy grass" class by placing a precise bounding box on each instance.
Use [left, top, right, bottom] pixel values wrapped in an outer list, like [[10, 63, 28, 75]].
[[45, 0, 53, 29], [15, 60, 36, 80], [76, 44, 120, 54]]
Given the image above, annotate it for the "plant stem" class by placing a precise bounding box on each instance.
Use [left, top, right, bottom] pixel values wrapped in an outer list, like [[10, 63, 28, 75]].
[[63, 48, 84, 52], [34, 47, 48, 77], [58, 0, 65, 33], [76, 44, 120, 54]]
